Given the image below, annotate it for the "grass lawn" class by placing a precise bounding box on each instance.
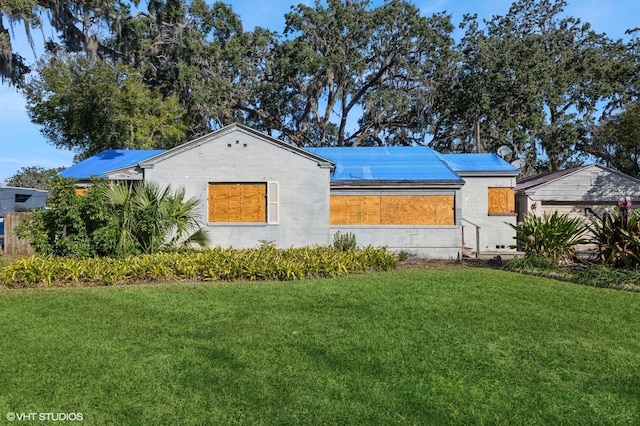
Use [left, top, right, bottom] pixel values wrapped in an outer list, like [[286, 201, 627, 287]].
[[0, 266, 639, 425]]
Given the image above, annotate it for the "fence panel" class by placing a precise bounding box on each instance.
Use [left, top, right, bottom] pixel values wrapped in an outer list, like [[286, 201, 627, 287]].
[[3, 212, 35, 255]]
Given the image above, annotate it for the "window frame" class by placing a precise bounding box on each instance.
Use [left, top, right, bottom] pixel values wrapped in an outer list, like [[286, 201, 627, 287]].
[[207, 182, 279, 225], [487, 187, 516, 216], [329, 193, 455, 226]]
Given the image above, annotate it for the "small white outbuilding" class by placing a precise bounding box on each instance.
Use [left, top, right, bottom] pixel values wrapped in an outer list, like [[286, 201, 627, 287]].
[[515, 164, 640, 222]]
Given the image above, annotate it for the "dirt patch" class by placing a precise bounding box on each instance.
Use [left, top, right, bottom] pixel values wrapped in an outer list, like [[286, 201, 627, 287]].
[[397, 256, 498, 269]]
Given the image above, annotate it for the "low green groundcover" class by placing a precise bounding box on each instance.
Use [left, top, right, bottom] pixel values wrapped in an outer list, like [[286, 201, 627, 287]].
[[0, 267, 638, 424]]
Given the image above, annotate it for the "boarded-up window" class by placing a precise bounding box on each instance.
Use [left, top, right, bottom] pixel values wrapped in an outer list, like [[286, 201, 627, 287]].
[[330, 195, 381, 225], [208, 183, 267, 223], [75, 188, 88, 196], [488, 187, 515, 215], [330, 194, 454, 225]]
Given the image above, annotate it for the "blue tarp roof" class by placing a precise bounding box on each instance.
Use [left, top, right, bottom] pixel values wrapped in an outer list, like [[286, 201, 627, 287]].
[[305, 146, 463, 182], [60, 145, 516, 182], [60, 149, 166, 179], [438, 153, 518, 173]]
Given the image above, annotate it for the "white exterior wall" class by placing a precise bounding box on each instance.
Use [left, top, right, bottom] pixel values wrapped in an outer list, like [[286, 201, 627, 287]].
[[329, 188, 463, 259], [141, 128, 332, 249], [528, 201, 614, 220], [524, 166, 640, 203], [458, 175, 518, 254], [518, 165, 640, 220], [331, 226, 461, 259]]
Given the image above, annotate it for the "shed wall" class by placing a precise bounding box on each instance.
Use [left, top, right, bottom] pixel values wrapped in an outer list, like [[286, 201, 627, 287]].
[[526, 167, 640, 202], [0, 188, 48, 217]]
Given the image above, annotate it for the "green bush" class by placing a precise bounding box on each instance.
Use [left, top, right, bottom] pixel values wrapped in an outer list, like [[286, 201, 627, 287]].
[[332, 231, 357, 251], [16, 177, 209, 258], [508, 212, 588, 265], [503, 255, 556, 271], [16, 176, 105, 257], [588, 203, 640, 269], [0, 245, 398, 288]]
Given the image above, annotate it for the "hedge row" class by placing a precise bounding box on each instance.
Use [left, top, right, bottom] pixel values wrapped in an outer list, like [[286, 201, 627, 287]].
[[0, 245, 398, 288]]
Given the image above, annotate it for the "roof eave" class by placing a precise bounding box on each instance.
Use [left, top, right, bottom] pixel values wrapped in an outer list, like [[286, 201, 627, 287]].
[[329, 180, 464, 189], [455, 171, 519, 177], [139, 123, 336, 170]]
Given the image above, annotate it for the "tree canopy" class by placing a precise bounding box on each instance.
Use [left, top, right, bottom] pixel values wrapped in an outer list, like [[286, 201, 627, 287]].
[[0, 0, 130, 84], [3, 0, 639, 173], [23, 54, 187, 158], [580, 102, 640, 178], [433, 0, 628, 171], [238, 0, 456, 147], [5, 166, 64, 189]]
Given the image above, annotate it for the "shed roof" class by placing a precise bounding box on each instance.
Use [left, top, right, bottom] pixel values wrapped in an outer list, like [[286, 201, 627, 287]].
[[438, 153, 519, 174], [515, 163, 640, 195], [515, 166, 582, 191], [59, 149, 166, 179], [305, 146, 463, 183]]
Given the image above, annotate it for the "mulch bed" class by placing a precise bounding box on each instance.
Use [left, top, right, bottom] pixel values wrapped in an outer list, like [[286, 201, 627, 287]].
[[398, 256, 498, 269]]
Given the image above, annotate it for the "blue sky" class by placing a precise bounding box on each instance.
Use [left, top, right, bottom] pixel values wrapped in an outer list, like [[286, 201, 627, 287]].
[[0, 0, 637, 185]]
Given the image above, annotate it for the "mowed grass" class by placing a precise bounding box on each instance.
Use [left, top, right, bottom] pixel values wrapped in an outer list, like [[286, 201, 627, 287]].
[[0, 267, 639, 425]]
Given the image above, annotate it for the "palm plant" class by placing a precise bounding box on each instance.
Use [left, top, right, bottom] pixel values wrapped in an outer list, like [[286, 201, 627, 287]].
[[103, 182, 209, 255], [508, 212, 588, 265]]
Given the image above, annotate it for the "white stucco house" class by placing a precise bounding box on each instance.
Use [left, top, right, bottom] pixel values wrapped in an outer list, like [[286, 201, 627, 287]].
[[60, 123, 519, 259]]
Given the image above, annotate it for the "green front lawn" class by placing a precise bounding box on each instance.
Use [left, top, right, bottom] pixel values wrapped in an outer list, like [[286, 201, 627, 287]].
[[0, 267, 638, 424]]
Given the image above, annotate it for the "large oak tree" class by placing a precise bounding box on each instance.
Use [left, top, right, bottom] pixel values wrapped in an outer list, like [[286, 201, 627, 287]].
[[580, 102, 640, 178], [238, 0, 456, 147], [435, 0, 626, 171], [5, 0, 640, 170]]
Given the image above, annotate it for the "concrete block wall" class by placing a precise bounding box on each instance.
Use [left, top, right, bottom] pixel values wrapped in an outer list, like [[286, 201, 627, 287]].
[[331, 225, 461, 259], [458, 175, 517, 254], [142, 129, 333, 249]]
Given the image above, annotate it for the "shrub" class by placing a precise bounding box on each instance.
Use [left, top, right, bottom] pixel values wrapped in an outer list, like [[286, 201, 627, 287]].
[[16, 176, 111, 257], [0, 246, 398, 288], [16, 177, 209, 258], [508, 212, 588, 265], [573, 265, 640, 290], [102, 181, 209, 255], [503, 255, 557, 271], [587, 198, 640, 269], [333, 231, 357, 251]]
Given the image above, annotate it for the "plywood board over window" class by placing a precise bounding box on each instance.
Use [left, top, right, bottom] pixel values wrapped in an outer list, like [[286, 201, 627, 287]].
[[488, 187, 515, 215], [330, 195, 380, 225], [330, 194, 454, 225], [208, 183, 267, 223], [381, 195, 454, 225]]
